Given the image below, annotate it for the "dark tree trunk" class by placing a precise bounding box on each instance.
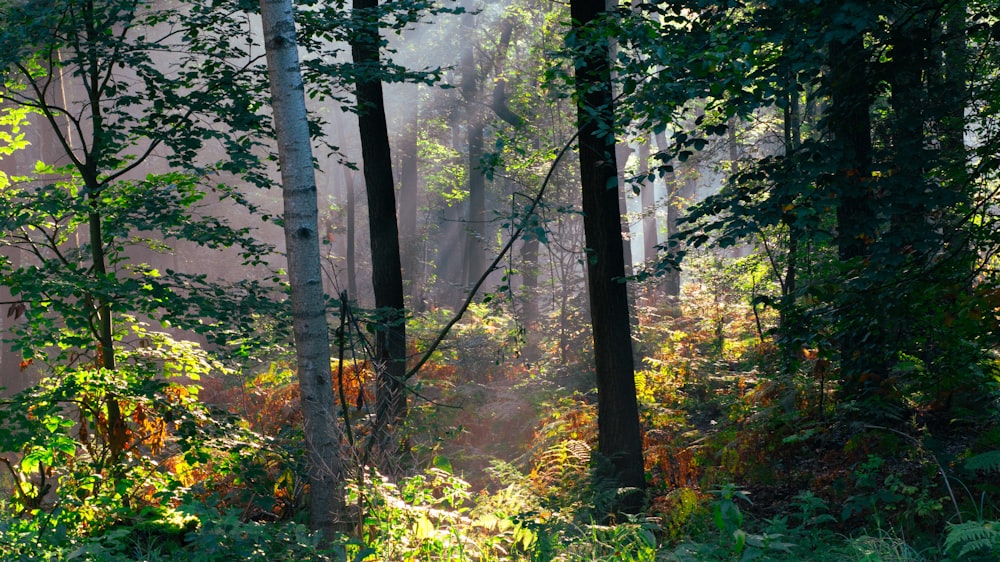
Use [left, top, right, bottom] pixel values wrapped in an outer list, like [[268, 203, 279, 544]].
[[933, 2, 970, 247], [778, 51, 802, 374], [570, 0, 645, 516], [888, 13, 930, 252], [828, 29, 880, 399], [351, 0, 408, 467], [345, 165, 358, 300]]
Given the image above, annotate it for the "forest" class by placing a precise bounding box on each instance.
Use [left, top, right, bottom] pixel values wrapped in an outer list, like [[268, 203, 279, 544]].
[[0, 0, 997, 560]]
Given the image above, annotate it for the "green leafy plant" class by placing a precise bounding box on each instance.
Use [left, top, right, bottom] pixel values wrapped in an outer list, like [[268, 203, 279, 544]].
[[944, 520, 1000, 561]]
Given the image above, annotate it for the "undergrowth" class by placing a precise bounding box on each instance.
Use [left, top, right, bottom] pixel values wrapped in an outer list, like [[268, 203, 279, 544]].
[[0, 271, 999, 561]]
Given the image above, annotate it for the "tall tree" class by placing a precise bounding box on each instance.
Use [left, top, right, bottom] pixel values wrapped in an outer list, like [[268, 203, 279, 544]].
[[637, 139, 657, 265], [462, 1, 488, 289], [330, 109, 360, 300], [569, 0, 645, 515], [398, 106, 420, 301], [654, 130, 681, 302], [351, 0, 408, 466], [825, 3, 881, 399], [259, 0, 344, 538]]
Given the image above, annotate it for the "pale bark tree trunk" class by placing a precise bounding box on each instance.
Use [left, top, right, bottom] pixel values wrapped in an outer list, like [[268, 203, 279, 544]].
[[331, 109, 359, 300], [615, 142, 635, 276], [519, 221, 541, 363], [399, 104, 420, 303], [462, 4, 487, 289], [571, 0, 645, 516], [259, 0, 343, 539], [638, 139, 656, 264], [654, 130, 680, 303]]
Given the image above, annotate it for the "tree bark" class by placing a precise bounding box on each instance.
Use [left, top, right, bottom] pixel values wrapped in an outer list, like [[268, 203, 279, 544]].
[[462, 4, 487, 289], [570, 0, 645, 516], [399, 104, 420, 302], [933, 1, 970, 249], [638, 139, 657, 264], [828, 26, 880, 400], [345, 165, 359, 300], [654, 130, 681, 302], [259, 0, 344, 539], [351, 0, 408, 468], [330, 109, 359, 300], [519, 213, 540, 363]]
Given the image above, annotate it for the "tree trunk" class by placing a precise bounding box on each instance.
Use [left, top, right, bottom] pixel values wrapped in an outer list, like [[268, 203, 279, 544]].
[[570, 0, 645, 516], [655, 131, 681, 303], [259, 0, 344, 539], [345, 165, 359, 300], [828, 29, 880, 400], [933, 2, 969, 248], [778, 51, 802, 374], [351, 0, 408, 468], [399, 103, 420, 305], [331, 109, 359, 301], [519, 213, 541, 363], [888, 13, 930, 252], [615, 142, 635, 277], [638, 139, 657, 264], [80, 3, 129, 476], [462, 4, 487, 289]]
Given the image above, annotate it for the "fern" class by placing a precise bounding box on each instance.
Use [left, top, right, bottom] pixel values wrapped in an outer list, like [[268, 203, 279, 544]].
[[964, 450, 1000, 473], [944, 520, 1000, 558]]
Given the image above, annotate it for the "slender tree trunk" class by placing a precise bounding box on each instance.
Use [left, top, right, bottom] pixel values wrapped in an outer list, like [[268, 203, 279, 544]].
[[934, 1, 970, 249], [519, 213, 540, 363], [331, 110, 359, 300], [570, 0, 645, 516], [884, 13, 932, 375], [345, 166, 358, 300], [462, 4, 487, 289], [259, 0, 344, 539], [80, 1, 130, 474], [351, 0, 408, 467], [399, 102, 420, 304], [654, 131, 681, 303], [615, 142, 635, 276], [778, 53, 801, 374], [638, 139, 657, 264]]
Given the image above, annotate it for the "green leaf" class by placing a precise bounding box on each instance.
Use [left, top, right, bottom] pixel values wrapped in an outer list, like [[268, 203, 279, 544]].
[[965, 451, 1000, 473], [432, 454, 453, 474]]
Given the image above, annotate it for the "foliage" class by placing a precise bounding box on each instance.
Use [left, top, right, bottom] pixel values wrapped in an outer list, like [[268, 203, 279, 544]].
[[0, 332, 273, 558], [0, 0, 997, 560], [0, 0, 292, 551], [944, 520, 1000, 561]]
